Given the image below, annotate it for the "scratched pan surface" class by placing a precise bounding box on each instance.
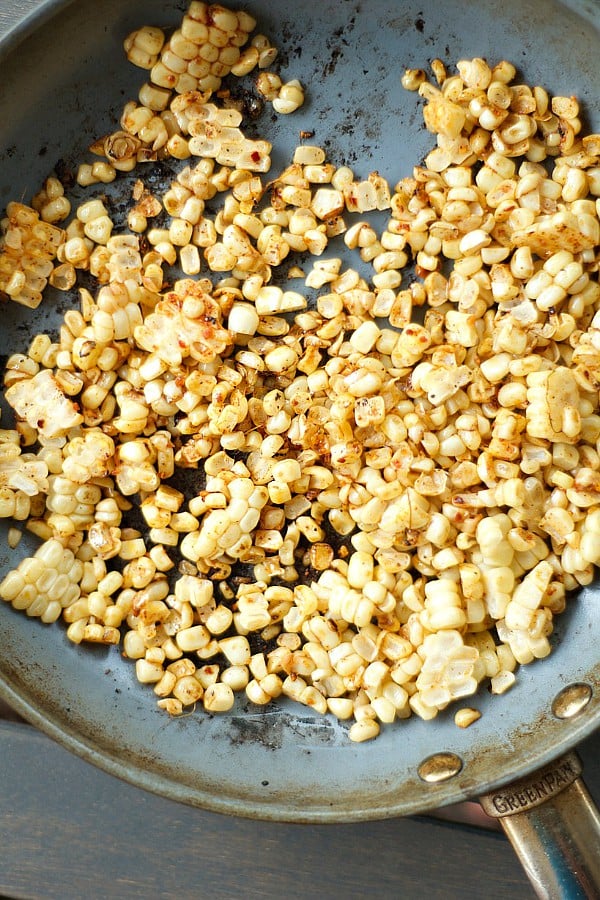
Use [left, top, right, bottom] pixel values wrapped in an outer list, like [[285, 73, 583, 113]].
[[0, 0, 599, 821]]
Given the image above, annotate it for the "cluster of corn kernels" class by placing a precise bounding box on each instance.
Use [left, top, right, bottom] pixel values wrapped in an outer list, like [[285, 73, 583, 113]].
[[52, 143, 397, 298], [0, 203, 65, 309], [0, 539, 83, 624], [2, 3, 600, 741], [125, 3, 259, 97], [122, 146, 391, 288], [406, 56, 585, 164], [0, 429, 48, 528], [78, 3, 303, 187]]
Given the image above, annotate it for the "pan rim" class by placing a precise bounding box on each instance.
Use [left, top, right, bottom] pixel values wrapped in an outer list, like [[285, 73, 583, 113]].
[[0, 0, 77, 57], [1, 654, 599, 822]]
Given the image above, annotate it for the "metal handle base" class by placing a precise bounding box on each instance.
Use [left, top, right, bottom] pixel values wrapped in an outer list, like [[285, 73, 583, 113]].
[[480, 753, 600, 899]]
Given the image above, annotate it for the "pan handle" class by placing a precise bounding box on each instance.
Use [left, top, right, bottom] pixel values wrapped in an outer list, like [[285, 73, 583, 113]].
[[479, 752, 600, 899]]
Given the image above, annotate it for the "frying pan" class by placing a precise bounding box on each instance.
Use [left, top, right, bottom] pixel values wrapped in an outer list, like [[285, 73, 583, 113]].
[[1, 0, 600, 895]]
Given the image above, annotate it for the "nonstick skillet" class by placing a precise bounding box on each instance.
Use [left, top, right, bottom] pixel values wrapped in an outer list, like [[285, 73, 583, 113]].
[[1, 2, 600, 896]]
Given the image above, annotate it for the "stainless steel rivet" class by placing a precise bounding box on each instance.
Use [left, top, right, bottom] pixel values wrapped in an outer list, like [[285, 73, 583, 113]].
[[418, 752, 463, 783], [552, 682, 593, 719]]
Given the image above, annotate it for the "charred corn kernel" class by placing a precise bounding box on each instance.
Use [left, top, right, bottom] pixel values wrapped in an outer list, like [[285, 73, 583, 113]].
[[402, 68, 426, 91], [220, 665, 249, 691], [228, 301, 259, 334], [176, 624, 211, 652], [172, 675, 203, 706], [124, 26, 165, 69], [203, 681, 234, 712], [349, 718, 380, 742], [219, 635, 251, 666], [454, 707, 481, 728]]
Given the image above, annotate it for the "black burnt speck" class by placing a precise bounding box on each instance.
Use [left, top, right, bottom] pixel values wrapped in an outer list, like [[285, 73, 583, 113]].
[[324, 46, 343, 77], [228, 715, 284, 751], [54, 158, 76, 189], [227, 86, 265, 121], [415, 17, 425, 33]]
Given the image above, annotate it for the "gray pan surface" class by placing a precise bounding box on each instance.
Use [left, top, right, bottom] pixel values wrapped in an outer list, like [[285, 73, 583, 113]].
[[0, 0, 599, 822]]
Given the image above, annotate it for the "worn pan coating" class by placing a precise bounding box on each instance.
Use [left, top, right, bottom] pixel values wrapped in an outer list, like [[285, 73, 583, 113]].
[[0, 0, 599, 829]]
